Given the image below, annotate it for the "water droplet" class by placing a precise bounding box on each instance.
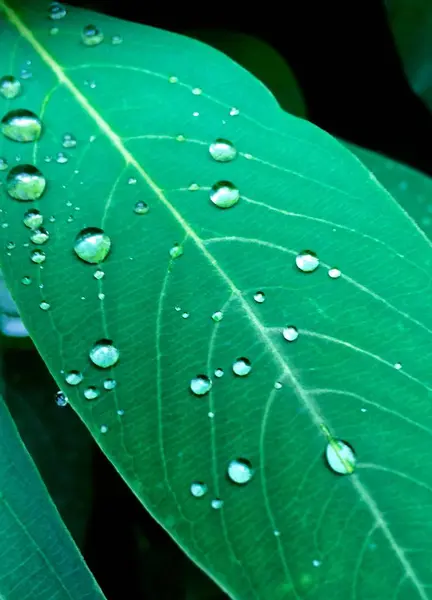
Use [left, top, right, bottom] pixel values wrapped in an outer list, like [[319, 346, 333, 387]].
[[44, 155, 52, 163], [394, 362, 402, 370], [23, 208, 43, 229], [181, 312, 189, 319], [82, 24, 104, 46], [65, 370, 83, 385], [190, 482, 208, 498], [30, 227, 49, 244], [21, 276, 32, 285], [111, 35, 123, 45], [282, 326, 298, 342], [169, 243, 183, 259], [168, 75, 178, 83], [209, 138, 237, 163], [117, 409, 125, 416], [0, 157, 8, 171], [188, 183, 199, 191], [312, 559, 321, 567], [6, 241, 15, 251], [39, 301, 50, 311], [1, 109, 42, 143], [49, 2, 67, 19], [20, 69, 32, 80], [190, 375, 212, 396], [253, 291, 265, 304], [274, 381, 282, 389], [208, 411, 215, 418], [229, 107, 240, 116], [98, 293, 105, 301], [55, 391, 68, 407], [227, 458, 254, 485], [62, 133, 76, 148], [56, 152, 68, 164], [211, 311, 223, 322], [192, 111, 199, 117], [211, 498, 224, 510], [74, 227, 111, 264], [192, 87, 202, 95], [93, 269, 105, 280], [100, 424, 108, 433], [214, 368, 224, 378], [0, 75, 21, 99], [7, 165, 46, 201], [325, 439, 356, 475], [296, 250, 319, 273], [127, 177, 136, 185], [210, 181, 239, 209], [30, 249, 46, 264], [50, 27, 59, 35], [328, 267, 341, 279], [89, 339, 119, 368], [84, 386, 100, 400], [273, 530, 281, 537], [134, 201, 149, 215], [103, 378, 117, 390], [232, 357, 252, 377]]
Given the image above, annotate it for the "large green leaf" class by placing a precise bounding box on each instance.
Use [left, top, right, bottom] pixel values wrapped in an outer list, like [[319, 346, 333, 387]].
[[1, 2, 432, 598], [0, 389, 104, 599]]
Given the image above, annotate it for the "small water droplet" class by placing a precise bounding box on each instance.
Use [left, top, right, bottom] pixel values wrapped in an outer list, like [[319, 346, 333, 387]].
[[133, 201, 149, 214], [253, 291, 265, 303], [190, 482, 208, 498], [103, 378, 117, 390], [188, 183, 199, 191], [325, 439, 356, 475], [127, 177, 136, 185], [30, 227, 49, 244], [209, 138, 237, 162], [65, 370, 83, 385], [190, 375, 212, 396], [21, 275, 32, 285], [23, 208, 43, 229], [44, 155, 52, 163], [39, 301, 50, 311], [0, 75, 21, 99], [181, 312, 189, 319], [210, 181, 239, 209], [84, 386, 100, 400], [7, 165, 46, 201], [214, 368, 224, 378], [192, 87, 202, 95], [229, 107, 240, 116], [208, 411, 215, 418], [55, 390, 68, 407], [175, 134, 186, 142], [274, 381, 282, 389], [211, 311, 223, 322], [0, 157, 8, 171], [227, 458, 254, 485], [282, 326, 298, 342], [82, 24, 104, 46], [49, 2, 67, 19], [20, 69, 32, 80], [273, 530, 281, 537], [6, 241, 15, 250], [74, 227, 111, 264], [169, 243, 183, 259], [62, 133, 76, 148], [168, 75, 178, 83], [328, 267, 341, 279], [192, 111, 199, 117], [394, 362, 402, 370], [296, 250, 319, 273], [111, 34, 123, 45], [56, 152, 68, 164], [232, 357, 252, 377], [1, 109, 42, 142], [211, 498, 223, 510], [117, 409, 125, 416], [50, 26, 59, 35], [312, 559, 321, 567], [93, 269, 105, 280], [89, 339, 119, 368], [30, 249, 46, 264], [100, 425, 108, 433]]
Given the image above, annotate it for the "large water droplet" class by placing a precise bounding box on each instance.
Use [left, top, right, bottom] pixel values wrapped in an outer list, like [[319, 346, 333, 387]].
[[232, 357, 251, 377], [7, 165, 46, 201], [325, 439, 356, 475], [190, 375, 212, 396], [190, 482, 208, 498], [211, 498, 224, 510], [134, 201, 149, 215], [30, 227, 49, 245], [84, 386, 100, 400], [55, 391, 68, 407], [49, 2, 67, 19], [23, 208, 43, 229], [282, 325, 298, 342], [0, 76, 21, 99], [65, 370, 83, 385], [82, 24, 104, 46], [295, 250, 319, 273], [210, 181, 240, 209], [89, 339, 119, 368], [62, 133, 76, 148], [0, 157, 8, 171], [1, 109, 42, 142], [227, 458, 254, 485], [74, 227, 111, 264], [253, 291, 265, 304], [209, 139, 237, 163], [30, 249, 46, 264]]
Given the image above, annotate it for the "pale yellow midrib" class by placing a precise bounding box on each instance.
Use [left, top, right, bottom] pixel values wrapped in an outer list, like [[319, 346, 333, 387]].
[[1, 3, 428, 598]]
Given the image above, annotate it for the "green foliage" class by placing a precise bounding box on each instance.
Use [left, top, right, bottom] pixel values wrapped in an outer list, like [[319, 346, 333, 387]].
[[1, 2, 432, 599]]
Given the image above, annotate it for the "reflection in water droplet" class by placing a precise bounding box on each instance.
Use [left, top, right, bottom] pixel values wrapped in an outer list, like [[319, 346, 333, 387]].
[[214, 368, 224, 378], [49, 2, 67, 19], [169, 243, 183, 259], [56, 152, 68, 164], [232, 357, 252, 377], [0, 158, 8, 171], [210, 181, 240, 209], [190, 375, 212, 396], [209, 138, 237, 163], [328, 267, 341, 279], [39, 301, 50, 311], [84, 386, 100, 400], [93, 269, 105, 280], [325, 439, 356, 475], [21, 276, 32, 285], [134, 201, 149, 215], [111, 35, 123, 45], [55, 391, 68, 407], [227, 458, 254, 485], [211, 498, 224, 510], [90, 339, 119, 368], [103, 378, 117, 390], [282, 326, 298, 342], [211, 311, 223, 322], [62, 133, 77, 148], [30, 227, 49, 244], [74, 227, 111, 264], [0, 75, 21, 99], [190, 482, 208, 498], [82, 24, 104, 46], [30, 249, 46, 264], [7, 165, 46, 201], [1, 109, 42, 142], [296, 250, 319, 273], [65, 370, 83, 385], [253, 291, 265, 304], [23, 208, 43, 229]]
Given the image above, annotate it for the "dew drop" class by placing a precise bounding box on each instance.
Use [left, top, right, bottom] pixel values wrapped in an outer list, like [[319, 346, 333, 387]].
[[82, 24, 104, 46], [23, 208, 43, 229], [20, 69, 32, 80], [274, 381, 283, 389], [190, 375, 212, 396], [117, 409, 125, 416], [56, 152, 68, 164], [84, 386, 100, 400], [55, 391, 68, 407], [100, 424, 108, 433], [21, 276, 32, 285], [181, 312, 189, 319], [192, 87, 202, 95], [328, 267, 341, 279], [253, 291, 265, 304], [211, 498, 224, 510], [190, 482, 208, 498], [39, 301, 50, 311], [65, 370, 83, 385], [103, 378, 117, 390], [134, 201, 149, 215], [30, 227, 49, 245], [394, 362, 402, 370], [49, 2, 67, 19], [1, 109, 42, 143], [93, 269, 105, 280], [227, 458, 254, 485], [229, 107, 240, 116], [168, 75, 178, 83], [214, 368, 224, 378], [0, 157, 8, 171], [50, 27, 59, 35], [62, 133, 77, 148], [209, 138, 237, 163], [74, 227, 111, 264], [176, 134, 186, 142], [111, 35, 123, 45], [30, 249, 46, 264], [188, 183, 199, 191], [273, 530, 281, 537], [232, 357, 252, 377], [89, 339, 119, 369], [312, 559, 321, 567], [210, 181, 240, 209], [7, 165, 46, 201], [6, 241, 15, 250], [282, 325, 298, 342], [0, 76, 21, 99], [296, 250, 319, 273], [128, 177, 136, 185], [325, 439, 356, 475], [211, 311, 223, 322], [169, 243, 183, 259]]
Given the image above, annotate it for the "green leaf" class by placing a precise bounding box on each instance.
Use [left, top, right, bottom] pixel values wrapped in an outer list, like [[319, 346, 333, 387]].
[[1, 2, 432, 598], [0, 389, 105, 599]]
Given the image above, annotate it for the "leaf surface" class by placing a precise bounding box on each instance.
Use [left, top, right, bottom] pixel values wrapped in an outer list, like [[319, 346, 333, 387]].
[[1, 3, 432, 599]]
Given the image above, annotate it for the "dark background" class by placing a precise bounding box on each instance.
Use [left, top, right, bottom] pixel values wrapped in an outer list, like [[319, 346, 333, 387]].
[[6, 1, 432, 599]]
